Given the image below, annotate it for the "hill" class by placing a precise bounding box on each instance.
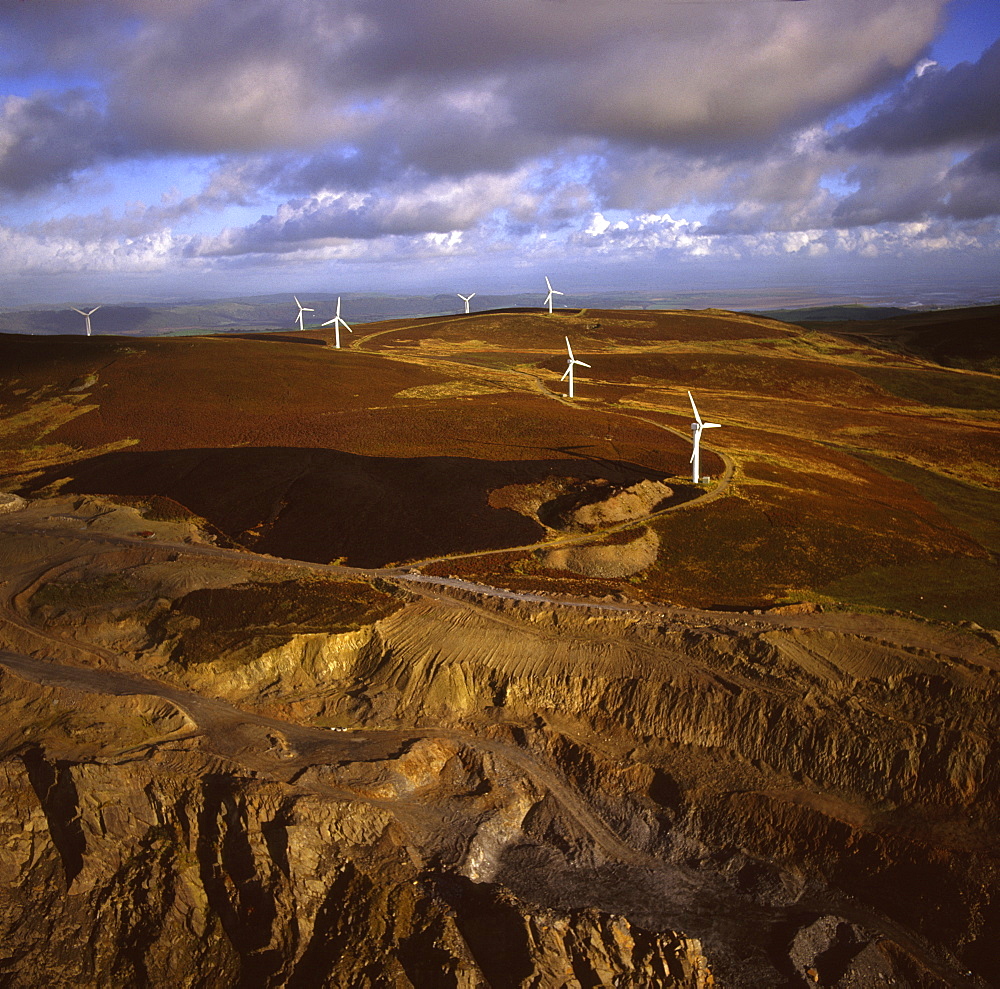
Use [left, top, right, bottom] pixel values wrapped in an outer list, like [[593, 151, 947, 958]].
[[2, 305, 997, 624], [812, 303, 1000, 374], [753, 305, 915, 322], [2, 305, 1000, 987]]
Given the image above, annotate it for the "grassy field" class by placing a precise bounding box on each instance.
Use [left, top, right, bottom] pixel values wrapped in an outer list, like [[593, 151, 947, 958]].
[[1, 304, 997, 623]]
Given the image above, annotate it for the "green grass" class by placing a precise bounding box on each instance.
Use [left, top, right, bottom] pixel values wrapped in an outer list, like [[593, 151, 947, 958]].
[[853, 366, 1000, 411], [859, 454, 1000, 553], [164, 576, 403, 666], [30, 573, 137, 611], [820, 558, 1000, 628]]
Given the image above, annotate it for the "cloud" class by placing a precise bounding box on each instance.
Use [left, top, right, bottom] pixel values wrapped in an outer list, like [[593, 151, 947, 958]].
[[7, 0, 998, 303], [835, 38, 1000, 154], [25, 160, 262, 241], [189, 170, 540, 255], [0, 90, 109, 192], [0, 221, 185, 279], [830, 144, 1000, 227], [3, 0, 949, 187]]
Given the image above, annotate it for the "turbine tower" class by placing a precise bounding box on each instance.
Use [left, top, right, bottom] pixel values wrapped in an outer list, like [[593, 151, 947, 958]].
[[544, 276, 563, 315], [71, 306, 101, 337], [688, 390, 722, 484], [560, 336, 591, 399], [293, 296, 315, 331], [457, 292, 476, 314], [321, 296, 353, 349]]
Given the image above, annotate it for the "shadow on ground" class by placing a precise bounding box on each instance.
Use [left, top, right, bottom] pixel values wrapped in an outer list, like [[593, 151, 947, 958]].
[[26, 447, 670, 567]]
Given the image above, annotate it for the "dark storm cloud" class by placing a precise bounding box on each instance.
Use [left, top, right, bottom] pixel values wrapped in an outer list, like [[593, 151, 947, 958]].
[[836, 39, 1000, 155], [1, 0, 948, 193], [831, 142, 1000, 227], [944, 140, 1000, 219], [0, 89, 111, 192]]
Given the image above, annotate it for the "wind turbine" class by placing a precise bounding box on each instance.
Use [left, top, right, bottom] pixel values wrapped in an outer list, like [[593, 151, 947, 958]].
[[71, 306, 101, 337], [544, 276, 563, 315], [320, 296, 353, 349], [688, 390, 722, 484], [293, 296, 314, 331], [457, 292, 476, 314], [560, 336, 591, 399]]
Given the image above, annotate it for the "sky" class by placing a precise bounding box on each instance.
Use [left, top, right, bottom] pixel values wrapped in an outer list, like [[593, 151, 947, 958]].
[[1, 0, 999, 307]]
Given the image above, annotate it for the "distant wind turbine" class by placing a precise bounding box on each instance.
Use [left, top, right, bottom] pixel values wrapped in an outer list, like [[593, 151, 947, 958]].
[[544, 276, 563, 315], [71, 305, 101, 337], [320, 296, 353, 349], [293, 296, 315, 331], [688, 390, 722, 483], [457, 292, 476, 314], [560, 336, 591, 399]]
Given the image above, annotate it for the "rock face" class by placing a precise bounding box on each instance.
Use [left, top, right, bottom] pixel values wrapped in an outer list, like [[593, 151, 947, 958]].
[[0, 662, 707, 989], [1, 506, 999, 987]]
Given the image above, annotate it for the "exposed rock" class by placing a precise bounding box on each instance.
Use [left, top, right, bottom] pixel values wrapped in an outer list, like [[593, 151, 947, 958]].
[[1, 508, 998, 987], [541, 527, 660, 577], [562, 478, 674, 529], [766, 601, 822, 615], [67, 373, 99, 393], [0, 492, 26, 514]]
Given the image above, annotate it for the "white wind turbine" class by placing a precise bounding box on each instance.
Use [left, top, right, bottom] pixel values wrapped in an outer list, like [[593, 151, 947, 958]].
[[71, 305, 101, 337], [321, 296, 353, 349], [688, 390, 722, 484], [293, 296, 314, 331], [560, 336, 591, 399], [544, 276, 563, 315], [457, 292, 476, 314]]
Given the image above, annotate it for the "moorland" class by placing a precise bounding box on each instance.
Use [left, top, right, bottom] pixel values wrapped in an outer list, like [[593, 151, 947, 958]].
[[0, 304, 998, 987]]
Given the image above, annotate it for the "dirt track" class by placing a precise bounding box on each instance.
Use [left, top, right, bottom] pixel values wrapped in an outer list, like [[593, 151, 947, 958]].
[[2, 496, 991, 669]]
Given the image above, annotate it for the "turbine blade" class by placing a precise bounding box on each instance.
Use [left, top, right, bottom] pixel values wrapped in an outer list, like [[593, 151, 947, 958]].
[[321, 317, 336, 326], [71, 308, 85, 315], [294, 296, 301, 308], [342, 321, 353, 333], [560, 367, 571, 381], [88, 306, 101, 315], [553, 290, 564, 296], [565, 336, 574, 359], [469, 293, 475, 300], [703, 422, 722, 429], [545, 276, 552, 291], [576, 360, 591, 368], [688, 390, 702, 424]]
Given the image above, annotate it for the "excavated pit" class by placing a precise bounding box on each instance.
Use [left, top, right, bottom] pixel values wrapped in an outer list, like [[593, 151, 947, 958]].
[[1, 506, 997, 988]]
